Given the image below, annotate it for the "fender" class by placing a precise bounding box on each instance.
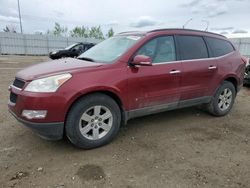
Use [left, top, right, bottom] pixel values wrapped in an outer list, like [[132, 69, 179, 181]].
[[64, 85, 127, 121]]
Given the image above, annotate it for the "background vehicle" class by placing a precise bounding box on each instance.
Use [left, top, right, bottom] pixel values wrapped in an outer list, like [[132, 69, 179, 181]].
[[49, 42, 95, 59], [8, 29, 245, 149], [243, 57, 250, 85]]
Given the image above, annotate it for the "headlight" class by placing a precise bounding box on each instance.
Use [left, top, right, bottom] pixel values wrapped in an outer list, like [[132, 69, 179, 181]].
[[51, 51, 57, 55], [24, 73, 72, 92]]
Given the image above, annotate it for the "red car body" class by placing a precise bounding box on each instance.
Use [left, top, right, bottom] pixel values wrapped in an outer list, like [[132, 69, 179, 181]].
[[8, 29, 245, 140]]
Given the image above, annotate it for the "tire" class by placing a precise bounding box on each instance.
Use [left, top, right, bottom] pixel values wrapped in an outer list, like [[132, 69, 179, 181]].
[[207, 81, 236, 116], [66, 93, 121, 149]]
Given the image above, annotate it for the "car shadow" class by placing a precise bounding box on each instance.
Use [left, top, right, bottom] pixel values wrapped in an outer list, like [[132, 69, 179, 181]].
[[19, 106, 211, 152]]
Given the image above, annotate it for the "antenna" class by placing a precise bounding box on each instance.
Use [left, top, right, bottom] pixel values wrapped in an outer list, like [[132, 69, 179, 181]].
[[202, 20, 209, 31], [182, 18, 193, 29]]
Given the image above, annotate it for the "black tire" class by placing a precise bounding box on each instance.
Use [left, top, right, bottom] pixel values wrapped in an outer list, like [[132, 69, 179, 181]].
[[66, 93, 121, 149], [206, 81, 236, 116]]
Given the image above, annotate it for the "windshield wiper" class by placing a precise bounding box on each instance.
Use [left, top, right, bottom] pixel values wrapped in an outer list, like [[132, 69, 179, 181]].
[[77, 57, 95, 62]]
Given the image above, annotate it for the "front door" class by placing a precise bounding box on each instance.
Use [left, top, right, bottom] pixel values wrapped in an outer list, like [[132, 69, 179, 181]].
[[127, 36, 182, 110]]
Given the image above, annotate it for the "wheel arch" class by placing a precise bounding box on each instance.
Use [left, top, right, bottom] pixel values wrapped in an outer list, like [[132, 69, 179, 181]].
[[64, 89, 127, 128], [223, 76, 239, 92]]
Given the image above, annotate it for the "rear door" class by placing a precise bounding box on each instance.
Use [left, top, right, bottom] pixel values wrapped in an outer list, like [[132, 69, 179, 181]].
[[176, 35, 218, 100], [127, 36, 182, 110]]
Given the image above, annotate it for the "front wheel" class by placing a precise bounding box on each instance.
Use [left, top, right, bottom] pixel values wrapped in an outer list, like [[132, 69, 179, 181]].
[[66, 93, 121, 149], [207, 81, 236, 116]]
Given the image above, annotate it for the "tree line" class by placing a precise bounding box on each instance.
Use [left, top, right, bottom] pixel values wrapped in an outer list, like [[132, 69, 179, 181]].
[[3, 22, 114, 39]]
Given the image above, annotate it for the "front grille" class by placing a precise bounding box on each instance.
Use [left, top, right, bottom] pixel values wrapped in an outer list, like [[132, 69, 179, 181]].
[[13, 78, 25, 89], [10, 92, 17, 103]]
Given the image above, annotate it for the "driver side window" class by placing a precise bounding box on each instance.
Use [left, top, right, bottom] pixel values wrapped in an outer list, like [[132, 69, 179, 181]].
[[135, 36, 176, 64], [72, 44, 83, 51]]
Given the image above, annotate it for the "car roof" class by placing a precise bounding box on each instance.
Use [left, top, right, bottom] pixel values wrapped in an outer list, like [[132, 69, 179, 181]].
[[77, 42, 95, 45], [118, 28, 226, 40]]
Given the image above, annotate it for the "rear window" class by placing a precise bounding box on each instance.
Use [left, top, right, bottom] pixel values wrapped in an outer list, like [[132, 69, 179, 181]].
[[205, 37, 234, 57], [177, 35, 208, 60]]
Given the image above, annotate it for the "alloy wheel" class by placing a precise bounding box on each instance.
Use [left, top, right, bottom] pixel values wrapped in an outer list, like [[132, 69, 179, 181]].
[[79, 105, 113, 140], [218, 88, 233, 111]]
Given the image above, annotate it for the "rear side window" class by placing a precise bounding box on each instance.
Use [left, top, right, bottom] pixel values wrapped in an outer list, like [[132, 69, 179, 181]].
[[177, 35, 208, 60], [205, 37, 234, 57]]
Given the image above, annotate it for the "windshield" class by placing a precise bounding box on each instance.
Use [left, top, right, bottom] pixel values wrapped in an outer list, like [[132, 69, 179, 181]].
[[65, 43, 77, 50], [78, 35, 142, 63]]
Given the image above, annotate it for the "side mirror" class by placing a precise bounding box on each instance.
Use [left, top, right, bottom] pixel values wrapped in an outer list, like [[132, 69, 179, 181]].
[[132, 55, 152, 66]]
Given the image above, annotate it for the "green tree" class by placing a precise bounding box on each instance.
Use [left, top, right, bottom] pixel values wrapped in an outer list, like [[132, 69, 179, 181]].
[[107, 28, 114, 38], [51, 22, 68, 36], [89, 26, 104, 39], [70, 26, 89, 38]]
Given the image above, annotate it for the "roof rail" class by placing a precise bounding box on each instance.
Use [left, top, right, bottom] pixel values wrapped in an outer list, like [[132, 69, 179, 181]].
[[118, 31, 140, 34], [117, 31, 147, 35], [148, 28, 226, 38]]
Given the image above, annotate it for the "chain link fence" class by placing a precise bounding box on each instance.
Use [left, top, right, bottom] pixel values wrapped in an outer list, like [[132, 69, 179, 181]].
[[0, 32, 249, 58], [0, 32, 101, 55], [230, 38, 250, 58]]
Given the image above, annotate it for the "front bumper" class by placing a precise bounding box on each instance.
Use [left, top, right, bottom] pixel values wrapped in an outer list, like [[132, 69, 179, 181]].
[[9, 109, 64, 140], [49, 54, 58, 60], [8, 83, 70, 140]]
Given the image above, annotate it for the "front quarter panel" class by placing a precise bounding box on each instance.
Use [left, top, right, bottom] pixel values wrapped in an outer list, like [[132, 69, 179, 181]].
[[61, 63, 129, 118]]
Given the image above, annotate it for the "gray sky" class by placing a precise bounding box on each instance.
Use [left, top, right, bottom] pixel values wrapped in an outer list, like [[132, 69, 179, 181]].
[[0, 0, 250, 37]]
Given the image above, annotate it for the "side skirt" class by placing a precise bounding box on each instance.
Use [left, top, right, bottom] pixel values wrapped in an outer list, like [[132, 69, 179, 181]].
[[126, 96, 212, 121]]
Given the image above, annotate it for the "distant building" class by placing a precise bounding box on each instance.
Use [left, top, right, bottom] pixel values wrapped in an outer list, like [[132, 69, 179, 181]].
[[230, 38, 250, 58]]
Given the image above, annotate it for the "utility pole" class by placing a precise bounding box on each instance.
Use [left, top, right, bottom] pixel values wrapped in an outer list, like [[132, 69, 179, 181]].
[[17, 0, 23, 33], [182, 18, 193, 29]]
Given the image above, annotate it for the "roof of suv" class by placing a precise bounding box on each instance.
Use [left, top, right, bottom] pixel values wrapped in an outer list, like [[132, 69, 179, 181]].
[[118, 28, 226, 39]]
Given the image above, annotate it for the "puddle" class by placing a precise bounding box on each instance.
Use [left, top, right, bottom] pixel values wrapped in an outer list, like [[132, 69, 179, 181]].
[[76, 164, 105, 181]]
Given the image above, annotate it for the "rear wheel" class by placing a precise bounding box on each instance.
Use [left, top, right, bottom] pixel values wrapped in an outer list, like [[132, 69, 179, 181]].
[[66, 93, 121, 149], [207, 81, 236, 116]]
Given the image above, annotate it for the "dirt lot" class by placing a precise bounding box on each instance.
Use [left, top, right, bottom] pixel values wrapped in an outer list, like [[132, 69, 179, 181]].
[[0, 55, 250, 188]]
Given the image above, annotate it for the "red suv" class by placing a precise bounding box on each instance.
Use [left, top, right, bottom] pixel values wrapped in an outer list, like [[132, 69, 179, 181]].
[[8, 29, 245, 149]]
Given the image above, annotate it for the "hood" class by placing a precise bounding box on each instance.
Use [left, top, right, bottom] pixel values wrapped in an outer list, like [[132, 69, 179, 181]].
[[50, 49, 62, 52], [16, 58, 103, 81], [50, 49, 65, 54]]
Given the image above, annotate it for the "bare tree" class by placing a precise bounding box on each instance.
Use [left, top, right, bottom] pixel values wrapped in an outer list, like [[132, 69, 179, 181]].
[[3, 25, 17, 33]]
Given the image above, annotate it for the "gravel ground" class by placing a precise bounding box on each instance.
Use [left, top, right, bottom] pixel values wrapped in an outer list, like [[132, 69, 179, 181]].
[[0, 55, 250, 188]]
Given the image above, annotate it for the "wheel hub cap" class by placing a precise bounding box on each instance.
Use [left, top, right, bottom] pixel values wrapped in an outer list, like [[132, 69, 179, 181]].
[[79, 105, 113, 140], [218, 88, 233, 111]]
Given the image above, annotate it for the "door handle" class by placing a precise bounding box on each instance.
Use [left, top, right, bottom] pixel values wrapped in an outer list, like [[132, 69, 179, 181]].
[[169, 70, 181, 74], [208, 65, 217, 70]]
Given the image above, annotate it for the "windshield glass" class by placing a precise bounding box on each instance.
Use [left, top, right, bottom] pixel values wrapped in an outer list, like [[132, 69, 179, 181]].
[[78, 35, 142, 63], [65, 43, 77, 50]]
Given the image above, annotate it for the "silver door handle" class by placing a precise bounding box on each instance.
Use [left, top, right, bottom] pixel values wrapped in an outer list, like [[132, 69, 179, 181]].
[[208, 66, 217, 70], [169, 70, 181, 74]]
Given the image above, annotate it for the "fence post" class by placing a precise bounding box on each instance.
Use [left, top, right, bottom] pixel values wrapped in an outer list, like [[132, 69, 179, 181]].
[[238, 38, 242, 50], [0, 35, 2, 55], [46, 35, 49, 54], [23, 34, 27, 55]]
